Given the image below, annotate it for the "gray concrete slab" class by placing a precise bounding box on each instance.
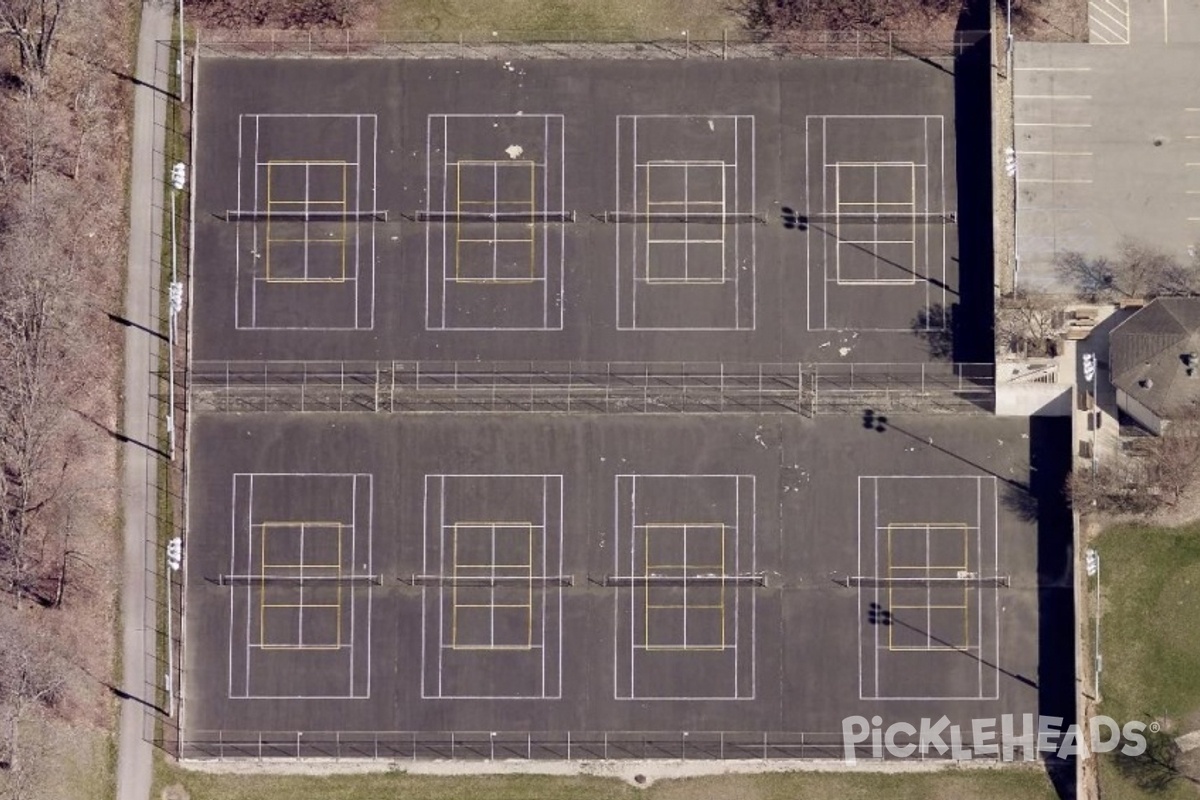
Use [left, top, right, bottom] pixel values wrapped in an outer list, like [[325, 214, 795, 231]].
[[191, 57, 987, 365], [182, 413, 1068, 750], [1013, 41, 1200, 291]]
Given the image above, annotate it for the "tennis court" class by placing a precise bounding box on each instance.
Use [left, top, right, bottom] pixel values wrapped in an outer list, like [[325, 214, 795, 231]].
[[179, 49, 1062, 761], [182, 413, 1065, 755], [190, 57, 981, 365]]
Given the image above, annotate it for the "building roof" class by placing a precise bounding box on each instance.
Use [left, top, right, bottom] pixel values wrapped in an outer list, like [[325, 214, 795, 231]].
[[1109, 298, 1200, 419]]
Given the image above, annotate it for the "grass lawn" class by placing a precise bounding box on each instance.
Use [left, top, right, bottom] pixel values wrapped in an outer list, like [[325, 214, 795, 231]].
[[1091, 521, 1200, 799], [154, 758, 1058, 800], [377, 0, 744, 39]]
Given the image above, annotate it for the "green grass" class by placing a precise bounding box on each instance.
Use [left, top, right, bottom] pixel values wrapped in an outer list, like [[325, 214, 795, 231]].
[[378, 0, 744, 39], [1091, 522, 1200, 799], [153, 758, 1057, 800], [154, 21, 189, 739], [62, 730, 118, 800]]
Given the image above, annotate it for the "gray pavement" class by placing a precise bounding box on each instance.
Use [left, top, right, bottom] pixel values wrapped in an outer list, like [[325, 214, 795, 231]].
[[182, 413, 1063, 755], [1013, 0, 1200, 291], [117, 3, 174, 800], [190, 57, 977, 365]]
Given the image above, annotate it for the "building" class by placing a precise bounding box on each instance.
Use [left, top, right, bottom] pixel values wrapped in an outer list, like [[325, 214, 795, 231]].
[[1109, 298, 1200, 434]]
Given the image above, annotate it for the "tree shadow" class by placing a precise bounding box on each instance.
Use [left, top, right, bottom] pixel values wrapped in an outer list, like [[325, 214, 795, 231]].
[[911, 303, 957, 361], [1112, 728, 1198, 793]]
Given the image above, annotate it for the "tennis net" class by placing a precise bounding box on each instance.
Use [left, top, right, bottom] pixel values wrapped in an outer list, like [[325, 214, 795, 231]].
[[414, 210, 576, 223], [794, 212, 957, 224], [603, 211, 765, 224], [409, 574, 574, 587], [222, 209, 389, 222], [218, 574, 382, 587], [603, 573, 767, 587], [843, 575, 1009, 589]]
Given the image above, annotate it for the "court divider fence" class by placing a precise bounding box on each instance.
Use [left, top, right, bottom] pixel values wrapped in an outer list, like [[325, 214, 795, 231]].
[[186, 360, 994, 416]]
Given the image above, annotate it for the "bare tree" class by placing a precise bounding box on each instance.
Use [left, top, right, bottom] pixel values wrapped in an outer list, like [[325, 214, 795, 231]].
[[995, 290, 1064, 356], [189, 0, 362, 28], [0, 200, 84, 605], [1054, 250, 1117, 301], [1147, 419, 1200, 507], [1069, 420, 1200, 515], [1056, 237, 1200, 301], [0, 0, 68, 77], [1066, 457, 1157, 516], [737, 0, 960, 34], [0, 612, 64, 798]]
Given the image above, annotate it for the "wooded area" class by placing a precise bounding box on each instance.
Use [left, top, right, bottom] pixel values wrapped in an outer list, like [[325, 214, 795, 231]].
[[0, 0, 129, 794]]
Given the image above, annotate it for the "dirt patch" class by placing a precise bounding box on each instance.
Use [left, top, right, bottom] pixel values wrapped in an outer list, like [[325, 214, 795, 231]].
[[1009, 0, 1088, 42]]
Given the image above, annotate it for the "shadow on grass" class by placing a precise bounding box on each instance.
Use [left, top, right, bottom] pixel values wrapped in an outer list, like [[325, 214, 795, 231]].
[[1112, 728, 1198, 794]]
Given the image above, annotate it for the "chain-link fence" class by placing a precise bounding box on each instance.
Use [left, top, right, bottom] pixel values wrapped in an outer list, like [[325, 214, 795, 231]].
[[188, 360, 994, 415], [189, 360, 809, 414], [809, 362, 994, 414], [181, 728, 1030, 761], [195, 29, 988, 61]]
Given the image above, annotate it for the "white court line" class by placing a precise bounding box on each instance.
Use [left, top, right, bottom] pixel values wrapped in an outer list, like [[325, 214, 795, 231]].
[[859, 476, 1001, 701], [808, 115, 946, 329], [229, 473, 371, 700], [613, 474, 755, 700], [616, 115, 755, 331], [976, 477, 983, 696], [234, 114, 377, 331], [426, 114, 564, 331], [422, 474, 562, 699]]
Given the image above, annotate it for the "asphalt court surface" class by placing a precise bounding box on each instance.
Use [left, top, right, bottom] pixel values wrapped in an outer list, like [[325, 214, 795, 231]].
[[184, 414, 1047, 737], [192, 58, 965, 361]]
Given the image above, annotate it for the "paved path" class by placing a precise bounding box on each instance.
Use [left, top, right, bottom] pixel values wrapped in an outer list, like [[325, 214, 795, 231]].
[[117, 3, 174, 800]]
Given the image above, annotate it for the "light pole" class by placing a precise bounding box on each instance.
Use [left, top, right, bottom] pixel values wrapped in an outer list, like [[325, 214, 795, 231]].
[[168, 162, 187, 461], [1085, 547, 1101, 700], [1081, 352, 1098, 476], [165, 536, 183, 717]]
